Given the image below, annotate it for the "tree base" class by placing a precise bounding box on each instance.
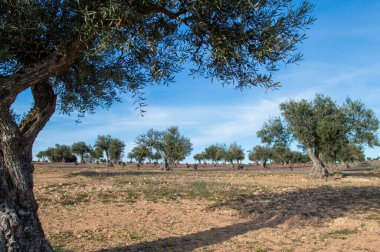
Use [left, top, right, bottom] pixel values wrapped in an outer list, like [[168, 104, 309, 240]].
[[309, 164, 329, 179]]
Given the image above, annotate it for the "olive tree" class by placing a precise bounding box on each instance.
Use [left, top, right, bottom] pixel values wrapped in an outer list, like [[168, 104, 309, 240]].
[[0, 0, 314, 249], [128, 145, 152, 163], [193, 153, 205, 164], [225, 143, 245, 168], [248, 145, 272, 168], [90, 146, 104, 163], [203, 144, 227, 165], [279, 94, 379, 178], [136, 127, 192, 170], [94, 135, 112, 164], [37, 144, 77, 163], [109, 138, 126, 163], [71, 141, 91, 163]]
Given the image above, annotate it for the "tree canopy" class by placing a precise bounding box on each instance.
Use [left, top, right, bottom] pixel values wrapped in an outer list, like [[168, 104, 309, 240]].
[[94, 135, 125, 164], [225, 143, 245, 167], [1, 1, 314, 116], [136, 126, 192, 170], [128, 144, 152, 163], [37, 144, 77, 163], [71, 141, 91, 162], [272, 94, 379, 178], [248, 145, 272, 168]]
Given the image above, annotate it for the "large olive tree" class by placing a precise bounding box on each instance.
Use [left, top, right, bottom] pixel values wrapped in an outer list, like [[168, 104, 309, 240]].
[[0, 0, 314, 250], [279, 94, 379, 178]]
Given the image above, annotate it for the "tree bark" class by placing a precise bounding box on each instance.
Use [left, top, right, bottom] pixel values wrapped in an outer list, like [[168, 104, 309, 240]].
[[261, 160, 267, 169], [306, 147, 329, 179], [158, 151, 171, 171], [0, 81, 56, 251]]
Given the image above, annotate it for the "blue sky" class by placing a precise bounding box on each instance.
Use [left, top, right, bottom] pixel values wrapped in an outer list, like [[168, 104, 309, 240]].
[[13, 0, 380, 162]]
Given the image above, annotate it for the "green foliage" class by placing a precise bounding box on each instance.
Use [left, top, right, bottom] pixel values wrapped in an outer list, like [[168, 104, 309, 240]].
[[90, 146, 104, 162], [136, 126, 192, 168], [193, 153, 206, 164], [94, 135, 112, 162], [337, 144, 365, 163], [257, 117, 291, 148], [150, 151, 162, 162], [343, 98, 380, 147], [1, 0, 314, 116], [38, 144, 77, 162], [248, 146, 272, 165], [128, 145, 152, 163], [109, 138, 126, 162], [278, 94, 379, 167], [163, 127, 193, 164], [94, 135, 125, 163], [71, 141, 91, 162], [225, 143, 245, 164], [203, 144, 227, 163]]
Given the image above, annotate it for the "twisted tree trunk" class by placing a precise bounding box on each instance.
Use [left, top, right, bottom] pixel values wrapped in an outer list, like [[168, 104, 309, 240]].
[[0, 81, 56, 251], [306, 147, 329, 179]]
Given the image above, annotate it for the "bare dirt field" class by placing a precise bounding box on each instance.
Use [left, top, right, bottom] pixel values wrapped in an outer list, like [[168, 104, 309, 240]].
[[33, 163, 380, 252]]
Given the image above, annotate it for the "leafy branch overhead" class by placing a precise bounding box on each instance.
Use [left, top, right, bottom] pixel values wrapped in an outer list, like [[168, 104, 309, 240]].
[[0, 0, 315, 115], [0, 1, 315, 250]]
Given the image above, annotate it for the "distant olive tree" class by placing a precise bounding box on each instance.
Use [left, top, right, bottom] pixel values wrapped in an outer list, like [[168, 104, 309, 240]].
[[94, 135, 112, 164], [128, 145, 152, 163], [38, 144, 77, 163], [136, 127, 192, 170], [109, 138, 126, 163], [225, 143, 245, 168], [71, 141, 91, 163], [193, 153, 206, 164], [94, 135, 125, 164], [248, 145, 272, 168]]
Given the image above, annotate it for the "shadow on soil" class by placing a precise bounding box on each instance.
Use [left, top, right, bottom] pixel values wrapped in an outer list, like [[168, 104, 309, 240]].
[[97, 185, 380, 252], [67, 170, 164, 178]]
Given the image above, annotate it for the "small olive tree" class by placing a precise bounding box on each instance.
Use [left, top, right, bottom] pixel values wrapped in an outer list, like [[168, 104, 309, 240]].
[[71, 141, 91, 163], [248, 145, 272, 168], [136, 127, 192, 170], [225, 143, 245, 168]]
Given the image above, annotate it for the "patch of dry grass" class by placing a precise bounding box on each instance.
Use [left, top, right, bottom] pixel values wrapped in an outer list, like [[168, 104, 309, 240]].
[[33, 163, 380, 252]]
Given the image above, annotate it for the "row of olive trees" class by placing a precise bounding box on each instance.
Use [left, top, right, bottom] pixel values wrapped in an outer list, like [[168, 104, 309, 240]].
[[36, 135, 125, 164], [193, 143, 245, 168], [248, 146, 310, 168], [128, 126, 193, 171], [257, 94, 379, 178]]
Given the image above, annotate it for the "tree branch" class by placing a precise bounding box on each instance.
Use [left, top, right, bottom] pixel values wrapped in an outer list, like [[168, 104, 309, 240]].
[[19, 80, 57, 148]]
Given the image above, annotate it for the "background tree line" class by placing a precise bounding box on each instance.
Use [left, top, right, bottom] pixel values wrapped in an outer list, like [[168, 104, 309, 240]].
[[37, 135, 125, 164]]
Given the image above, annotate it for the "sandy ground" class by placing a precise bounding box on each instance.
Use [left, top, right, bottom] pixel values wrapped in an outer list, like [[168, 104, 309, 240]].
[[33, 163, 380, 251]]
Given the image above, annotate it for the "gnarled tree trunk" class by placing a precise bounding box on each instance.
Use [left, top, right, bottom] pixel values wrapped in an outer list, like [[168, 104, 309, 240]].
[[0, 81, 56, 251], [158, 151, 171, 171], [306, 147, 329, 179]]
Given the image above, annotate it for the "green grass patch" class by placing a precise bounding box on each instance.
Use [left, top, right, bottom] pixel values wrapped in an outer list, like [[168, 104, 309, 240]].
[[49, 231, 75, 249], [128, 232, 142, 241], [328, 229, 357, 239], [97, 191, 118, 203]]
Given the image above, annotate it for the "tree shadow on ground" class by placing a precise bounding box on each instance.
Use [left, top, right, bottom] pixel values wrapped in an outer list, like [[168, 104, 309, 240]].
[[67, 170, 163, 178], [340, 171, 380, 178], [97, 185, 380, 252]]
